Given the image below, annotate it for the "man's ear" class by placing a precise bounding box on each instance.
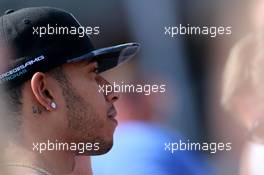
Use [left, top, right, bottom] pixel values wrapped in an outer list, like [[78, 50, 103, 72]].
[[31, 72, 55, 111]]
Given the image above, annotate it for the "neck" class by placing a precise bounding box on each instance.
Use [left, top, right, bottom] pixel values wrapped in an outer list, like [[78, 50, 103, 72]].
[[34, 147, 75, 175], [4, 141, 92, 175], [71, 156, 92, 175]]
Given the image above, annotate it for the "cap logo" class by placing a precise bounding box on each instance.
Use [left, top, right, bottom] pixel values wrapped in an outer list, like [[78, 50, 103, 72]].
[[0, 55, 45, 83]]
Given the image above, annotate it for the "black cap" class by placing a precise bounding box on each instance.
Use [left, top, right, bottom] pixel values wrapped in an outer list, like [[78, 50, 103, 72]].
[[0, 7, 140, 88]]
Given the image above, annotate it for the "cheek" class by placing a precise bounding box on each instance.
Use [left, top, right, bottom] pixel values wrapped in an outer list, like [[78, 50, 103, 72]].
[[79, 81, 107, 115], [70, 72, 108, 116]]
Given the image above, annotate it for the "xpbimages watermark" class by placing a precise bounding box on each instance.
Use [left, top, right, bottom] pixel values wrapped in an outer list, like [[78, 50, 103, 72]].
[[98, 82, 166, 95], [164, 140, 232, 154], [32, 24, 100, 37], [164, 24, 232, 38], [32, 140, 100, 154]]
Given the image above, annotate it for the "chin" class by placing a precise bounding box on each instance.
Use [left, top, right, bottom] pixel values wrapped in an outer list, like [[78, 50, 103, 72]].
[[92, 145, 113, 155], [76, 139, 113, 156], [81, 133, 114, 154], [93, 137, 114, 155]]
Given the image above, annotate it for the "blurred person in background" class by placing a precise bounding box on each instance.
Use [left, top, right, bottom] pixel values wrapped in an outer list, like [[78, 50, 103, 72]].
[[251, 0, 264, 32], [92, 77, 213, 175], [222, 34, 264, 175], [221, 1, 264, 174]]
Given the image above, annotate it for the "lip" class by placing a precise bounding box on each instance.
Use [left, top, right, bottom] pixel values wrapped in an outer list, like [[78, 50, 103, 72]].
[[107, 106, 118, 124], [109, 117, 118, 125], [107, 109, 117, 118]]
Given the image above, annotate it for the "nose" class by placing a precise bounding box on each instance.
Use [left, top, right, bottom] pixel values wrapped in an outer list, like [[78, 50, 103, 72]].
[[96, 75, 120, 103], [107, 88, 120, 103]]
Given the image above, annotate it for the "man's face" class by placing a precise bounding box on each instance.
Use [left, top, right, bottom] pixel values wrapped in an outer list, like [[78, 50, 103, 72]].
[[55, 60, 119, 155]]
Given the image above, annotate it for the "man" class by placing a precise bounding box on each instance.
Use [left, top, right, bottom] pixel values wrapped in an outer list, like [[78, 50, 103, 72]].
[[0, 7, 139, 175]]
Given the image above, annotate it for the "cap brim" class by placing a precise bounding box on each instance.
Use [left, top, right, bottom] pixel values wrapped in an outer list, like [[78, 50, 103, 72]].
[[67, 43, 140, 73]]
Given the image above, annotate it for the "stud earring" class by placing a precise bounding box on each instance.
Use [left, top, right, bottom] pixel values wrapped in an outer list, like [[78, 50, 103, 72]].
[[51, 102, 57, 109]]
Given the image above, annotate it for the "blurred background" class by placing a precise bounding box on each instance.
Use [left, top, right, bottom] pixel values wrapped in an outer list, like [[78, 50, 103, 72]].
[[0, 0, 262, 174]]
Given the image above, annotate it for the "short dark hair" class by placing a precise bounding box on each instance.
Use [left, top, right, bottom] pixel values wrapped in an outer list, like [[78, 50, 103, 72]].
[[1, 83, 24, 133]]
